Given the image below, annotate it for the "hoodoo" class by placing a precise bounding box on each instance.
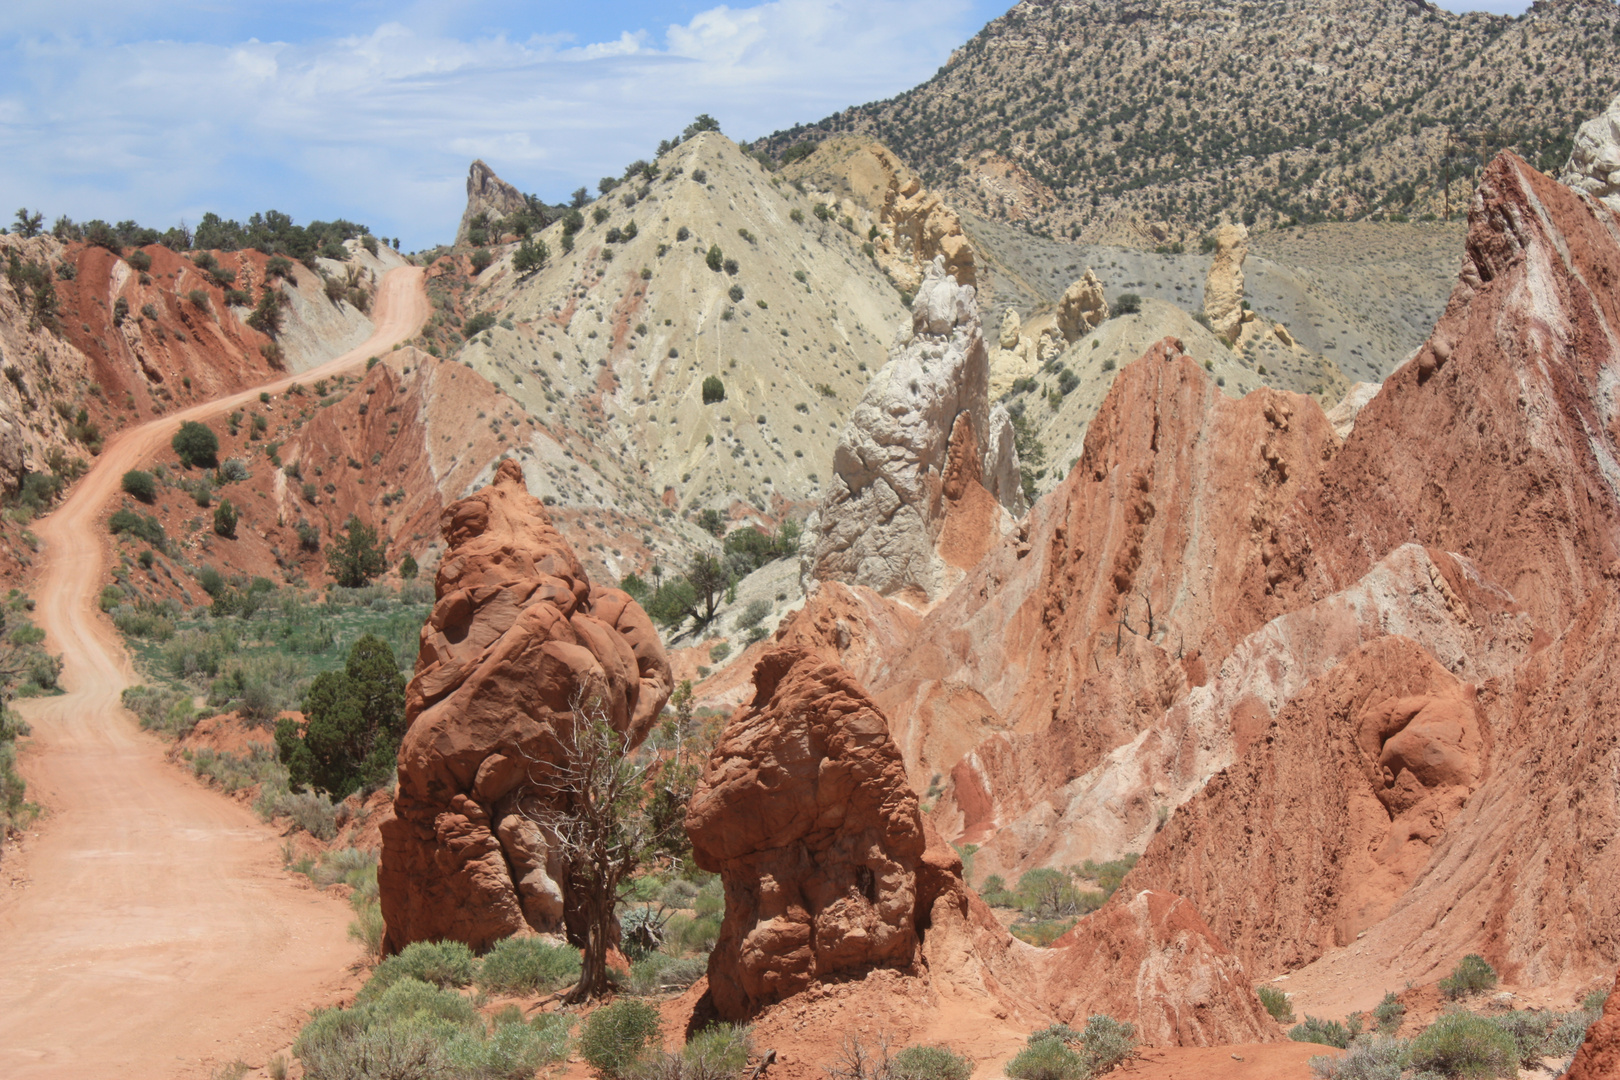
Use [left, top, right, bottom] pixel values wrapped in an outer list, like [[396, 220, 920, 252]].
[[379, 460, 672, 953]]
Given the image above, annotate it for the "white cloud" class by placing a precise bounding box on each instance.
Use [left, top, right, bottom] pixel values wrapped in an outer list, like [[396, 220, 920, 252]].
[[0, 0, 974, 248]]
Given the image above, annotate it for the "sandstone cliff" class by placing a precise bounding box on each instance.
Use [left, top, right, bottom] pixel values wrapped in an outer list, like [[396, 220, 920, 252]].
[[778, 136, 975, 291], [378, 459, 672, 953], [805, 257, 1020, 604]]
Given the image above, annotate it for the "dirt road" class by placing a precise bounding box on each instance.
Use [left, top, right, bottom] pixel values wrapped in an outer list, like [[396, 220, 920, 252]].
[[0, 266, 428, 1078]]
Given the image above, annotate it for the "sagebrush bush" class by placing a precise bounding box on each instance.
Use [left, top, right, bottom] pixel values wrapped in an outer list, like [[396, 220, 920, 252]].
[[359, 941, 478, 1003], [1307, 1034, 1408, 1080], [1078, 1015, 1135, 1074], [1005, 1036, 1087, 1080], [294, 976, 570, 1080], [1259, 985, 1295, 1024], [1407, 1011, 1516, 1079], [580, 998, 662, 1077], [891, 1045, 972, 1080], [1440, 955, 1498, 1000], [631, 1024, 752, 1080], [476, 937, 581, 995]]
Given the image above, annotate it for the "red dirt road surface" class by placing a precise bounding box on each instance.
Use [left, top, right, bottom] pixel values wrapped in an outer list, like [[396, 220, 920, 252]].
[[0, 267, 427, 1078]]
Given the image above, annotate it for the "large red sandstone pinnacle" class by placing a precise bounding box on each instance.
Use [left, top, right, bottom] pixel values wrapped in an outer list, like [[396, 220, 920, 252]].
[[686, 647, 962, 1019], [379, 459, 672, 953]]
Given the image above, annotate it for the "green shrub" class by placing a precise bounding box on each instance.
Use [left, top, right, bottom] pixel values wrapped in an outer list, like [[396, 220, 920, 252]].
[[1439, 955, 1497, 1000], [1490, 1011, 1555, 1069], [1291, 1016, 1351, 1049], [1006, 1036, 1087, 1080], [702, 376, 725, 404], [1407, 1011, 1515, 1078], [891, 1045, 972, 1080], [358, 940, 478, 1003], [476, 937, 582, 995], [213, 497, 238, 538], [1372, 991, 1404, 1035], [693, 877, 724, 919], [580, 998, 662, 1077], [172, 420, 219, 468], [294, 976, 571, 1080], [108, 508, 166, 548], [121, 469, 157, 503], [1009, 919, 1077, 947], [463, 312, 496, 339], [1259, 985, 1295, 1024]]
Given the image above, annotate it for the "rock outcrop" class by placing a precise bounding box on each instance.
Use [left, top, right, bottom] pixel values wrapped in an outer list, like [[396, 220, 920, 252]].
[[1056, 269, 1109, 341], [1561, 93, 1620, 212], [777, 137, 974, 290], [1324, 380, 1381, 440], [1128, 635, 1486, 975], [1563, 967, 1620, 1080], [378, 460, 672, 953], [1202, 223, 1250, 343], [686, 647, 960, 1018], [689, 647, 1277, 1045], [456, 160, 529, 246], [806, 256, 1020, 604]]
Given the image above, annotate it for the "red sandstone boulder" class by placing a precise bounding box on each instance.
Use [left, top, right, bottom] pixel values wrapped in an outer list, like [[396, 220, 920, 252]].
[[379, 460, 672, 953]]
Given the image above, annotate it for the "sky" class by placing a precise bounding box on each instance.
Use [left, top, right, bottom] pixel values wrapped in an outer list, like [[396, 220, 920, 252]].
[[0, 0, 1537, 250]]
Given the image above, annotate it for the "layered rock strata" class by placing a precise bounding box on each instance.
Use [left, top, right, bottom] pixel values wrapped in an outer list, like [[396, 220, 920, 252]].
[[379, 460, 672, 953]]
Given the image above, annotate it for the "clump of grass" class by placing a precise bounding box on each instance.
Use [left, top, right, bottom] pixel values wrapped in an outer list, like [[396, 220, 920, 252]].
[[1259, 985, 1295, 1024], [628, 953, 708, 995], [1439, 954, 1497, 1000], [632, 1024, 753, 1080], [1290, 1016, 1352, 1049]]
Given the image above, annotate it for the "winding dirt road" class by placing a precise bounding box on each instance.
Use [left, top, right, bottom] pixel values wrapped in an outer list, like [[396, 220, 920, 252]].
[[0, 266, 428, 1078]]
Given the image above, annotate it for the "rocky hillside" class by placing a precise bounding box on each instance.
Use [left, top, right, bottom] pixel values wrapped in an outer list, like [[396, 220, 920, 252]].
[[451, 134, 909, 535], [755, 0, 1620, 242]]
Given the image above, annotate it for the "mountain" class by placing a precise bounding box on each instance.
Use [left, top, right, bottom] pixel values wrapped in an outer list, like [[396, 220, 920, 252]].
[[754, 0, 1620, 243], [447, 133, 910, 562]]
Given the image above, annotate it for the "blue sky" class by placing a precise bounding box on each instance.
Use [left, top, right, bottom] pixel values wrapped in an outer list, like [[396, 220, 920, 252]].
[[0, 1, 1537, 249]]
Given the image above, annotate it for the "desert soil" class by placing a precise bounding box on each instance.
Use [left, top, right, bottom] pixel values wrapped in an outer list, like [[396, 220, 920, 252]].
[[0, 267, 428, 1079]]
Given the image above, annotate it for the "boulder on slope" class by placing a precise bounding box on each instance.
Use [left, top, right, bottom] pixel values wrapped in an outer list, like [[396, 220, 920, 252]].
[[1056, 268, 1109, 341], [378, 459, 672, 953]]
